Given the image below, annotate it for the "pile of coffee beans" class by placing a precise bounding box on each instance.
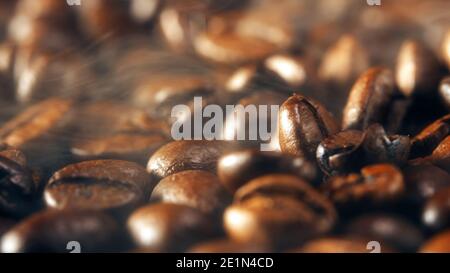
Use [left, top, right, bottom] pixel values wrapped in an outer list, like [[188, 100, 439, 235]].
[[0, 0, 450, 253]]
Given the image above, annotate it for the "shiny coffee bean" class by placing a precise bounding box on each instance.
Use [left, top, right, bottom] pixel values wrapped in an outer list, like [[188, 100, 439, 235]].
[[150, 170, 231, 215], [263, 54, 309, 90], [45, 160, 153, 217], [1, 209, 124, 253], [127, 203, 216, 252], [224, 65, 260, 95], [218, 149, 318, 192], [318, 34, 370, 86], [324, 164, 404, 209], [403, 163, 450, 205], [317, 130, 365, 176], [423, 186, 450, 231], [396, 40, 444, 97], [279, 94, 339, 158], [147, 140, 234, 179], [410, 114, 450, 158], [429, 135, 450, 172], [293, 237, 389, 253], [224, 174, 336, 249], [420, 229, 450, 253], [188, 239, 267, 253], [342, 67, 395, 130], [0, 146, 39, 216], [439, 77, 450, 109], [345, 214, 424, 252]]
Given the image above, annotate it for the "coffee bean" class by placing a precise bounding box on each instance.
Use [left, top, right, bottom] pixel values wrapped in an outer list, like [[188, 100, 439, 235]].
[[429, 135, 450, 172], [0, 42, 15, 100], [410, 114, 450, 158], [127, 203, 216, 252], [292, 237, 389, 253], [44, 160, 153, 217], [345, 214, 424, 252], [224, 65, 260, 95], [324, 164, 404, 210], [263, 54, 309, 90], [150, 170, 231, 215], [439, 77, 450, 109], [420, 229, 450, 253], [342, 67, 395, 130], [147, 140, 234, 179], [423, 186, 450, 231], [442, 30, 450, 70], [188, 239, 268, 253], [218, 149, 318, 192], [396, 40, 445, 97], [224, 174, 336, 249], [130, 0, 160, 25], [279, 94, 339, 158], [0, 209, 124, 253]]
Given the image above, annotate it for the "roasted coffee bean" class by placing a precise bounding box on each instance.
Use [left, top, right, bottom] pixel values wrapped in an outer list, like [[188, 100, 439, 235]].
[[403, 163, 450, 205], [317, 130, 365, 176], [147, 140, 234, 179], [429, 135, 450, 172], [0, 209, 124, 253], [342, 67, 395, 130], [292, 237, 391, 253], [318, 34, 370, 86], [439, 77, 450, 109], [188, 239, 268, 253], [0, 98, 72, 148], [224, 65, 260, 95], [420, 229, 450, 253], [0, 146, 39, 216], [410, 114, 450, 158], [150, 170, 231, 215], [345, 214, 424, 252], [279, 94, 339, 158], [127, 203, 216, 252], [263, 54, 310, 90], [396, 40, 444, 97], [224, 174, 336, 249], [218, 149, 318, 192], [324, 164, 404, 209], [44, 160, 153, 217], [422, 186, 450, 231]]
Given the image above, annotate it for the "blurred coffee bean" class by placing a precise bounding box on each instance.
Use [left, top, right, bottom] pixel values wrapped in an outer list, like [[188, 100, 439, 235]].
[[188, 239, 267, 253], [439, 77, 450, 109], [420, 229, 450, 253], [263, 54, 310, 90], [345, 214, 424, 252], [317, 130, 364, 176], [0, 146, 39, 217], [342, 67, 395, 130], [0, 42, 15, 100], [396, 40, 444, 97], [147, 140, 234, 179], [218, 149, 318, 192], [127, 203, 216, 252], [429, 135, 450, 172], [130, 0, 161, 25], [1, 209, 124, 253], [411, 114, 450, 158], [279, 94, 339, 158], [423, 186, 450, 231], [442, 30, 450, 70], [224, 174, 336, 249], [45, 160, 153, 217], [0, 98, 72, 148], [292, 237, 386, 253], [150, 170, 231, 215], [318, 34, 370, 86], [224, 65, 260, 95], [324, 164, 404, 210]]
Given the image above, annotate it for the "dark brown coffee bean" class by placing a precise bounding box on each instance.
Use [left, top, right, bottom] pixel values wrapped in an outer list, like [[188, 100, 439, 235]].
[[429, 135, 450, 172], [318, 34, 370, 86], [0, 209, 124, 253], [279, 94, 339, 158], [345, 214, 424, 252], [324, 164, 404, 209], [224, 174, 336, 249], [0, 98, 72, 148], [411, 114, 450, 158], [420, 229, 450, 253], [292, 237, 390, 253], [439, 77, 450, 109], [317, 130, 365, 176], [396, 40, 444, 97], [150, 170, 231, 215], [127, 203, 216, 252], [188, 239, 268, 253], [423, 186, 450, 231], [218, 149, 318, 192], [403, 163, 450, 205], [342, 67, 395, 130], [147, 140, 234, 179], [45, 160, 153, 216]]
